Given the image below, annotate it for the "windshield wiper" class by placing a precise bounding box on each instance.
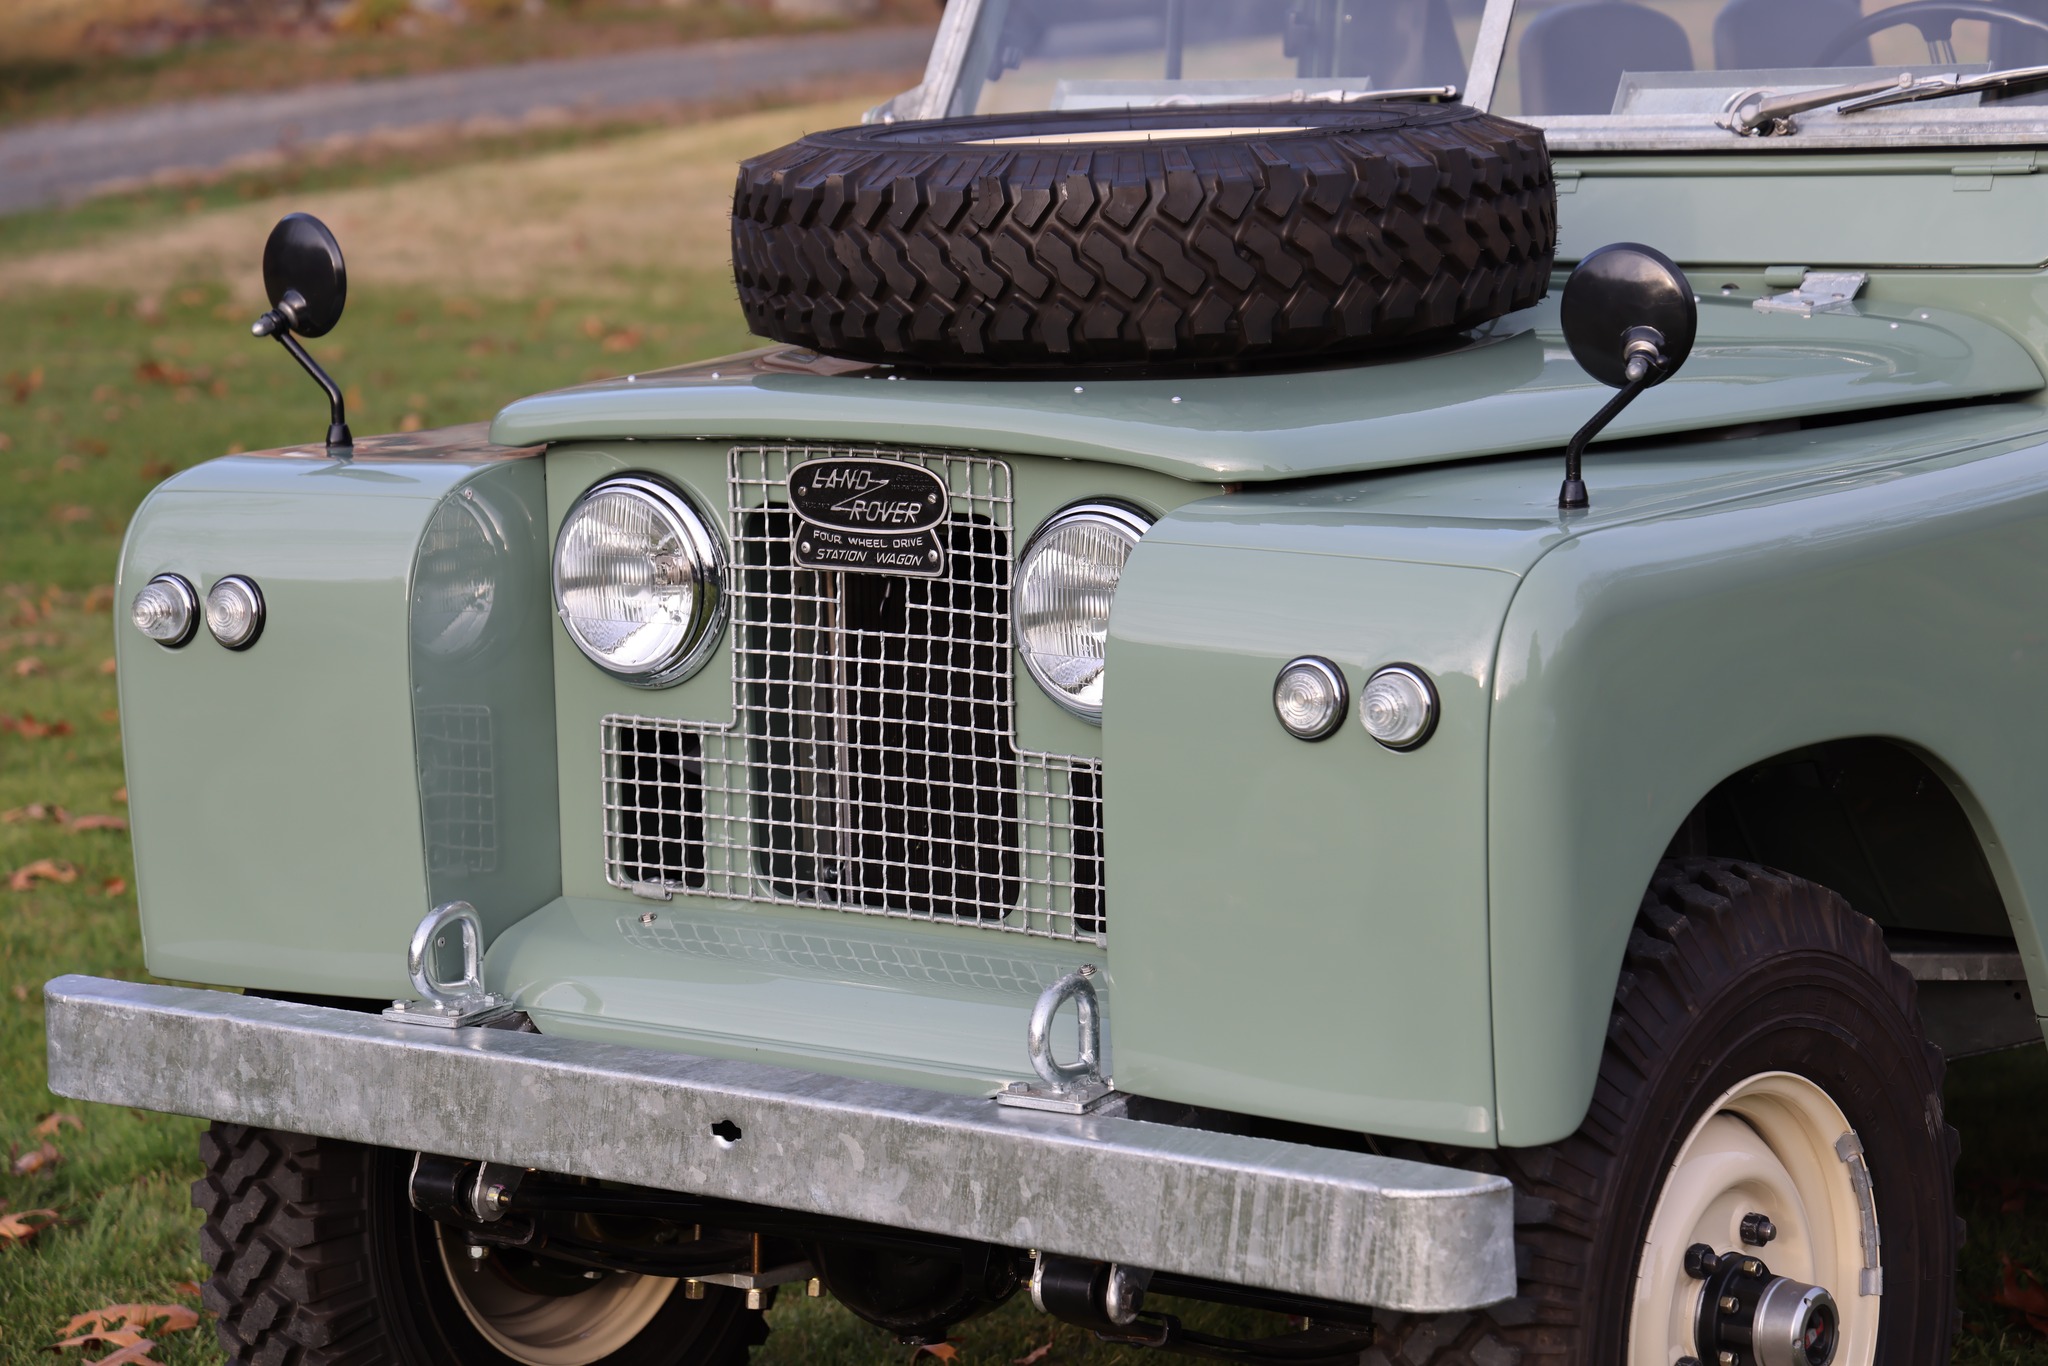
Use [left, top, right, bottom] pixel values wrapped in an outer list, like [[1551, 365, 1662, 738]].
[[1720, 74, 1918, 135], [1835, 62, 2048, 111]]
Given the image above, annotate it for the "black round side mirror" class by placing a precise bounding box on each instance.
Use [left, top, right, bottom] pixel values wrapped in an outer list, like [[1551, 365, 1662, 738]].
[[1553, 241, 1697, 509], [261, 212, 347, 339], [1560, 242, 1696, 388]]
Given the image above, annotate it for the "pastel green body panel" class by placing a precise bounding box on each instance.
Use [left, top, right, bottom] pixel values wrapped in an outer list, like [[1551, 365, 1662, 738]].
[[119, 451, 560, 997], [1105, 508, 1510, 1141]]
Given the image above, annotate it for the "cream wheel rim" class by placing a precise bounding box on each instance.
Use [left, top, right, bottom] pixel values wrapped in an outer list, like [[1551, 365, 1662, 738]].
[[437, 1225, 677, 1366], [1627, 1071, 1880, 1366]]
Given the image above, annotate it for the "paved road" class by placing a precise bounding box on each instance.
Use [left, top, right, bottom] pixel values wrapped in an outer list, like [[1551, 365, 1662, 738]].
[[0, 24, 934, 216]]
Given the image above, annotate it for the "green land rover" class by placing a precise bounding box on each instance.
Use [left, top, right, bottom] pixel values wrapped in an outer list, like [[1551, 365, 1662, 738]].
[[41, 0, 2048, 1362]]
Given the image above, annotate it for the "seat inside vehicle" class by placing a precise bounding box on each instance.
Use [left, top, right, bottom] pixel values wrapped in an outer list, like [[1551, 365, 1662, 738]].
[[1713, 0, 1872, 67], [1516, 1, 1695, 113]]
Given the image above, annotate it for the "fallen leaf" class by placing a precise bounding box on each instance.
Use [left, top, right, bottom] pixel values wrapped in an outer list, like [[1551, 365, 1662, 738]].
[[601, 329, 644, 353], [61, 1304, 201, 1338], [83, 585, 115, 613], [113, 787, 127, 804], [52, 506, 95, 527], [68, 437, 110, 459], [398, 412, 424, 433], [68, 814, 127, 833], [911, 1347, 958, 1362], [52, 1327, 147, 1350], [9, 1142, 60, 1176], [171, 1281, 202, 1298], [99, 658, 117, 676], [84, 1340, 162, 1366], [10, 984, 27, 1002], [12, 656, 43, 677], [8, 366, 44, 403], [2, 714, 74, 739], [0, 1208, 59, 1244], [9, 859, 78, 891], [1014, 1343, 1055, 1365], [97, 709, 120, 725], [1995, 1255, 2048, 1336], [101, 877, 127, 897], [137, 460, 178, 482], [2, 804, 68, 824], [32, 1113, 81, 1137]]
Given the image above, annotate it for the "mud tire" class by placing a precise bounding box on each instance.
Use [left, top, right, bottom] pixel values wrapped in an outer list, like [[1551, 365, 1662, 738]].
[[1373, 859, 1959, 1366], [194, 1124, 771, 1366], [730, 103, 1555, 370]]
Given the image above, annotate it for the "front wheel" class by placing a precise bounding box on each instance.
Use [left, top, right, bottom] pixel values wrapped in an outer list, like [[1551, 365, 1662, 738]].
[[1379, 859, 1959, 1366], [193, 1125, 771, 1366]]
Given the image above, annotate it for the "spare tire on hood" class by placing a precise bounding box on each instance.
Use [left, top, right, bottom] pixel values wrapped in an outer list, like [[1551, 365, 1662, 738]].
[[730, 102, 1556, 371]]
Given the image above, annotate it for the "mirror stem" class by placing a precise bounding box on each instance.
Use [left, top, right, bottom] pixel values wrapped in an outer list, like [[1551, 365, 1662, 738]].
[[1559, 349, 1660, 510], [254, 310, 353, 460]]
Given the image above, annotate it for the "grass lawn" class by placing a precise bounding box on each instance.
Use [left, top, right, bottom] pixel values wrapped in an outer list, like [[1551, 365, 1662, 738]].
[[1, 92, 2045, 1366]]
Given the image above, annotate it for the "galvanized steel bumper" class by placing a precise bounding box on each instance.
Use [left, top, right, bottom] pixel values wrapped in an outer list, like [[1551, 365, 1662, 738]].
[[44, 975, 1514, 1312]]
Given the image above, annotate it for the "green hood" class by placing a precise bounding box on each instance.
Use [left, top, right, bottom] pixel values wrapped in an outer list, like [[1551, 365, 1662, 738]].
[[490, 293, 2041, 483]]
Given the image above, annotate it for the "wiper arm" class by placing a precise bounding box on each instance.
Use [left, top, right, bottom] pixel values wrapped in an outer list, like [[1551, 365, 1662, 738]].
[[1836, 62, 2048, 111], [1719, 74, 1917, 135]]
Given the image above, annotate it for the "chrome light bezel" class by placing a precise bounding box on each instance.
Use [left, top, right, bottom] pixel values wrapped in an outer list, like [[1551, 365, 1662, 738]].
[[1359, 663, 1439, 751], [205, 575, 266, 651], [1013, 499, 1153, 725], [1272, 655, 1349, 741], [553, 474, 728, 689], [132, 573, 200, 649]]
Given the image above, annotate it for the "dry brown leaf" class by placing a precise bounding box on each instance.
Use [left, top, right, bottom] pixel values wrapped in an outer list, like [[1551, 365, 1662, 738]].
[[11, 656, 43, 677], [10, 1141, 61, 1176], [170, 1280, 202, 1298], [98, 657, 117, 676], [32, 1112, 82, 1137], [51, 505, 95, 527], [9, 859, 78, 891], [113, 787, 127, 804], [1, 713, 74, 739], [911, 1347, 958, 1362], [0, 1207, 58, 1243], [68, 814, 127, 832], [397, 412, 425, 432], [61, 1303, 203, 1336], [1014, 1343, 1055, 1365], [1996, 1255, 2048, 1336], [83, 585, 116, 613], [2, 803, 68, 824], [52, 1327, 147, 1350], [83, 1341, 163, 1366], [101, 877, 128, 897]]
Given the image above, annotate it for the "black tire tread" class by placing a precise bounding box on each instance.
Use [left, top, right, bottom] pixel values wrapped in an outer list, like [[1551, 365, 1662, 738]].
[[731, 104, 1555, 369], [1372, 858, 1960, 1366], [195, 1124, 771, 1366]]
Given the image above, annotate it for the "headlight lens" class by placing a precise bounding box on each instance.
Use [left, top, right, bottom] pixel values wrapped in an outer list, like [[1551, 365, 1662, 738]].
[[205, 575, 265, 650], [553, 474, 726, 687], [131, 574, 198, 647], [1014, 502, 1152, 724]]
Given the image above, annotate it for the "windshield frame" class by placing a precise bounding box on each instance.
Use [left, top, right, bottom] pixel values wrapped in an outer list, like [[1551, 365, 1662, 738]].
[[893, 0, 2048, 150]]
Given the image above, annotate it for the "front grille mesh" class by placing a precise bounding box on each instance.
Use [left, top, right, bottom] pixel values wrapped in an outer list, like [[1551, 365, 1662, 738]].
[[602, 445, 1105, 943]]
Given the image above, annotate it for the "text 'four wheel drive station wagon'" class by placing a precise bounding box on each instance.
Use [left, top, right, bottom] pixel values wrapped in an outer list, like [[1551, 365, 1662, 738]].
[[43, 0, 2048, 1361]]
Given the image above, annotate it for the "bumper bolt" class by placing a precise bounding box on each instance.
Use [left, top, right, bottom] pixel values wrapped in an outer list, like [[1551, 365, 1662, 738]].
[[1740, 1213, 1778, 1246], [746, 1289, 767, 1310], [808, 1277, 823, 1298], [685, 1280, 706, 1300], [467, 1244, 488, 1262]]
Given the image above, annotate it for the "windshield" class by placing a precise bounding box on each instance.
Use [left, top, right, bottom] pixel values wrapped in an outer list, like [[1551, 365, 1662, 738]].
[[940, 0, 2048, 146]]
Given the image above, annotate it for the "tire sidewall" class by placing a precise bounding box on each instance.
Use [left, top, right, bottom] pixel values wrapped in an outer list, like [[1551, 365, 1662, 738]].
[[1590, 917, 1952, 1364]]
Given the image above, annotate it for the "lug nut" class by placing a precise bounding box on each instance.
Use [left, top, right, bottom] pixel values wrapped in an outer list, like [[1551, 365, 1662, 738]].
[[1740, 1213, 1778, 1246], [1685, 1243, 1720, 1279]]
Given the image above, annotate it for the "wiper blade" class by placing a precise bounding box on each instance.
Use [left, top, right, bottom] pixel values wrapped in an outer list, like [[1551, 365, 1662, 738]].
[[1836, 63, 2048, 111], [1720, 74, 1917, 135]]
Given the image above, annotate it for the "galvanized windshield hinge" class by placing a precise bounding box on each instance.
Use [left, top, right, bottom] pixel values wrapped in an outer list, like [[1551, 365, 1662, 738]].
[[997, 966, 1114, 1114], [1753, 270, 1867, 318]]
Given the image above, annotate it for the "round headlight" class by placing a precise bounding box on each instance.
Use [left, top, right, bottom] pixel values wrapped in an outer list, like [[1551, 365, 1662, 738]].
[[1359, 664, 1438, 750], [131, 573, 198, 648], [554, 474, 726, 687], [1273, 656, 1347, 741], [205, 575, 265, 650], [1014, 501, 1151, 724]]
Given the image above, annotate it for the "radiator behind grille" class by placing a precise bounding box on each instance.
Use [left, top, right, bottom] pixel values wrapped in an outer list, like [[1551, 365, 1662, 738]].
[[603, 447, 1105, 943]]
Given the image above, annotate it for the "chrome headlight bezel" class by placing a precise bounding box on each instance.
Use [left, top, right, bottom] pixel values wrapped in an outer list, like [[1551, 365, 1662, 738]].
[[1013, 499, 1153, 725], [552, 474, 728, 689]]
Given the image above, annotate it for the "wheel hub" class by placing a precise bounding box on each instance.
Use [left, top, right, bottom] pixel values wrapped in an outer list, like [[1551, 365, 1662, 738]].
[[1684, 1243, 1840, 1366]]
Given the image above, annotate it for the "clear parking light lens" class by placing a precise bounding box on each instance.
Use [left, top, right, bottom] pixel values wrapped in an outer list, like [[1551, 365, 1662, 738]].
[[554, 475, 727, 687], [131, 574, 198, 647], [204, 575, 265, 650], [1273, 656, 1347, 741], [1359, 664, 1438, 750], [1014, 502, 1152, 724]]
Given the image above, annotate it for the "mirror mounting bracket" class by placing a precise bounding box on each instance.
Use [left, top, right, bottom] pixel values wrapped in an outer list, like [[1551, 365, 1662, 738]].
[[253, 293, 352, 461], [1560, 327, 1667, 509]]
